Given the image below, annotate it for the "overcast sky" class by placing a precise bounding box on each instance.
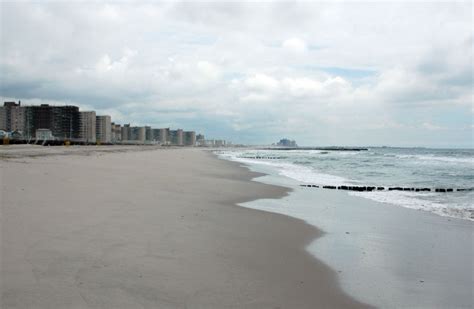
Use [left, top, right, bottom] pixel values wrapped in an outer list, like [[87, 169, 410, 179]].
[[1, 1, 472, 147]]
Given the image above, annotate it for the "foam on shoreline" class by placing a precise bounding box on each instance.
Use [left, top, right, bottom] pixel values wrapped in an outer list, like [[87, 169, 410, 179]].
[[217, 149, 474, 221], [220, 154, 473, 308]]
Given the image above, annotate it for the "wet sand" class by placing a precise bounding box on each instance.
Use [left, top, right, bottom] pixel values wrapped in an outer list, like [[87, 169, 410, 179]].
[[0, 146, 370, 308], [231, 158, 474, 308]]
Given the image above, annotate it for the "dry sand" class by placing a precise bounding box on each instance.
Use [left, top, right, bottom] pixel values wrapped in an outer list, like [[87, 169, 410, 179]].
[[1, 145, 370, 308]]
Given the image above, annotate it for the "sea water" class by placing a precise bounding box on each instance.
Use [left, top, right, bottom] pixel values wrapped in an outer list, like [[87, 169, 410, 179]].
[[218, 147, 474, 220], [217, 147, 474, 308]]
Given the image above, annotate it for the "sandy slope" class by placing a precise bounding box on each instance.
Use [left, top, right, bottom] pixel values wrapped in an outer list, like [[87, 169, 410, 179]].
[[0, 146, 369, 308]]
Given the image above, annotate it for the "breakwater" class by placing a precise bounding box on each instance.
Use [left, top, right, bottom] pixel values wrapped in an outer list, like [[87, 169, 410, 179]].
[[300, 184, 473, 192], [260, 147, 368, 151], [239, 156, 285, 159]]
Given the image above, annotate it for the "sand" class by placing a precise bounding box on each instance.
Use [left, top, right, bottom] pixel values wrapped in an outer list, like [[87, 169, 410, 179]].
[[0, 145, 370, 308]]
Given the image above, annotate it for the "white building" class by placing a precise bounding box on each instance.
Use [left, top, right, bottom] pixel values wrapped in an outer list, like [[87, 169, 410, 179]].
[[96, 115, 111, 144], [79, 111, 96, 144]]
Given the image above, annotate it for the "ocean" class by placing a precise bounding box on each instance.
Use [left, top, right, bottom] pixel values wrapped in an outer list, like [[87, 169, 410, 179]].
[[218, 147, 474, 221], [216, 146, 474, 308]]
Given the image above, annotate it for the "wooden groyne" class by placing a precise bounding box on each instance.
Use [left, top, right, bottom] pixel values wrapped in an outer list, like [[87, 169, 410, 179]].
[[299, 184, 473, 193], [260, 147, 368, 151], [239, 156, 285, 159]]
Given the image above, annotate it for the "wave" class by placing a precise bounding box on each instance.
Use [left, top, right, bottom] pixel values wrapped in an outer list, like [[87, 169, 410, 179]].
[[219, 151, 355, 186], [218, 150, 473, 221], [393, 154, 474, 164], [348, 191, 474, 221]]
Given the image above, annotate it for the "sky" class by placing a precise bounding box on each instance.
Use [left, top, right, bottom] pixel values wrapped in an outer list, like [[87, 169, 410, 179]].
[[0, 1, 472, 147]]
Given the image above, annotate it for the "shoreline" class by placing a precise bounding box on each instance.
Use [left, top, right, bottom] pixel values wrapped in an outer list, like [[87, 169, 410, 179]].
[[1, 146, 370, 308], [220, 151, 473, 308]]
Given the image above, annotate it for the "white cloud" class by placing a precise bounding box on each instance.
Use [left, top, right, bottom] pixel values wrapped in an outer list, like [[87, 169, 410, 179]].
[[0, 1, 472, 146], [282, 38, 307, 53], [244, 74, 279, 92], [421, 122, 444, 131], [99, 4, 121, 20], [196, 61, 220, 81]]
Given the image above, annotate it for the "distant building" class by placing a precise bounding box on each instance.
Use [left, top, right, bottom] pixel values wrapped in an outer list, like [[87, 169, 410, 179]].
[[276, 138, 297, 147], [121, 123, 130, 141], [151, 128, 170, 144], [96, 115, 111, 144], [196, 134, 205, 146], [158, 128, 169, 144], [79, 111, 96, 144], [169, 130, 177, 145], [0, 108, 5, 131], [0, 101, 25, 133], [201, 139, 229, 147], [169, 129, 184, 146], [24, 104, 81, 141], [152, 129, 160, 143], [2, 102, 83, 141], [145, 126, 153, 142], [215, 140, 226, 147], [183, 131, 196, 146], [0, 101, 206, 147], [111, 123, 122, 143], [176, 129, 183, 145], [134, 126, 146, 142]]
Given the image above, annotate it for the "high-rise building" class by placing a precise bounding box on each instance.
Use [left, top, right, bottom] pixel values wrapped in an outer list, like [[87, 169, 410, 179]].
[[169, 129, 184, 145], [96, 115, 111, 144], [121, 123, 130, 141], [276, 138, 297, 147], [169, 130, 177, 145], [0, 106, 5, 131], [79, 111, 96, 144], [111, 123, 122, 143], [145, 126, 152, 141], [157, 128, 169, 144], [1, 101, 204, 146], [152, 129, 160, 142], [127, 126, 145, 142], [135, 126, 146, 142], [177, 129, 183, 145], [196, 134, 205, 146], [183, 131, 196, 146], [24, 104, 81, 140], [0, 102, 26, 133]]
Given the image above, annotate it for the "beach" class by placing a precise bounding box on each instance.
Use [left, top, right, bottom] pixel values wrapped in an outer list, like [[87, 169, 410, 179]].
[[0, 145, 368, 308]]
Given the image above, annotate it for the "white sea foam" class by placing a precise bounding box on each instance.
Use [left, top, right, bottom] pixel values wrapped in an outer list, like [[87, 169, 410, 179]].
[[348, 191, 474, 221], [279, 165, 352, 186], [218, 150, 474, 221], [394, 154, 474, 164], [219, 151, 354, 186]]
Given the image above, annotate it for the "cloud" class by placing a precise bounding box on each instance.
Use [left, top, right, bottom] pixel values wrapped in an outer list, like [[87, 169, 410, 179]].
[[196, 61, 221, 81], [282, 38, 307, 53], [0, 1, 472, 147], [244, 74, 279, 92], [421, 122, 444, 131]]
